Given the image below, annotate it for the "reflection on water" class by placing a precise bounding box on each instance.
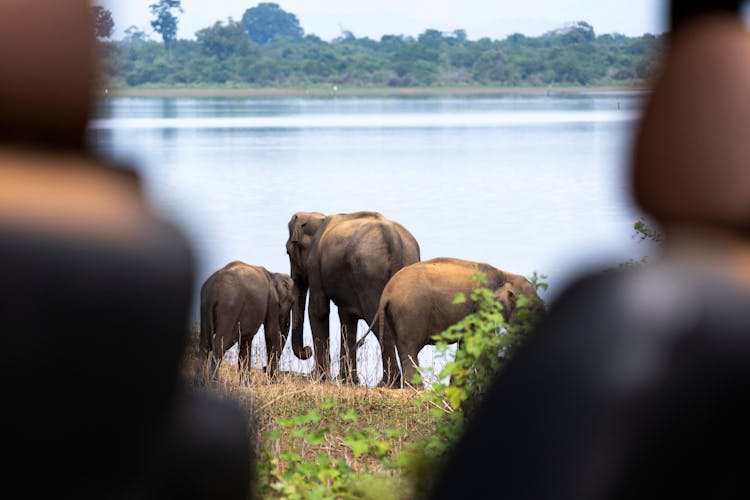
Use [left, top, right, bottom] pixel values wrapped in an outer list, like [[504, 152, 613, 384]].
[[89, 93, 650, 386], [91, 109, 638, 130]]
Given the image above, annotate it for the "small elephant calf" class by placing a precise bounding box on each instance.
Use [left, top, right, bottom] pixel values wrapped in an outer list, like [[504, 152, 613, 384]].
[[197, 261, 296, 381], [365, 257, 543, 388]]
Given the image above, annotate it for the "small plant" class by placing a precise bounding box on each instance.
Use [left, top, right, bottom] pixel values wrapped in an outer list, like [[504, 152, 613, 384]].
[[633, 215, 663, 244], [621, 216, 664, 269], [259, 397, 410, 498]]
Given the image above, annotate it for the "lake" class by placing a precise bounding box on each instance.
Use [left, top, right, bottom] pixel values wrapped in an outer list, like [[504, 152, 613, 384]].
[[89, 91, 651, 385]]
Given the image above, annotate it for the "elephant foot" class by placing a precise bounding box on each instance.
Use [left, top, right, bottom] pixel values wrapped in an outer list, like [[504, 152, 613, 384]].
[[239, 368, 252, 386], [261, 366, 279, 383], [336, 369, 359, 385], [311, 368, 331, 384], [378, 376, 402, 389], [339, 376, 359, 386]]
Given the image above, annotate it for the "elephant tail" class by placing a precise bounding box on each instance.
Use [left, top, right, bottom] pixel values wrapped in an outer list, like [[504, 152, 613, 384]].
[[199, 299, 216, 356], [355, 310, 380, 349]]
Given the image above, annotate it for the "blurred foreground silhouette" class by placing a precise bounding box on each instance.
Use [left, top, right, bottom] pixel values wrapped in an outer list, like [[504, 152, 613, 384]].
[[0, 1, 252, 498], [430, 2, 750, 499]]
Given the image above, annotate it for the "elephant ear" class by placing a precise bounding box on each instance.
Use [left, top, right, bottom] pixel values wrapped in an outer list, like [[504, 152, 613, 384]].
[[280, 277, 293, 299], [287, 212, 326, 269], [290, 216, 303, 246], [271, 273, 291, 299], [494, 283, 517, 314], [295, 214, 325, 248], [287, 214, 305, 265]]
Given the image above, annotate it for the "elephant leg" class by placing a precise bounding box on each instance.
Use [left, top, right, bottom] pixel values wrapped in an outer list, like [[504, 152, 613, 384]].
[[193, 342, 211, 384], [209, 331, 232, 381], [399, 348, 421, 389], [264, 309, 283, 381], [338, 310, 359, 385], [380, 352, 401, 389], [200, 350, 218, 384], [309, 290, 331, 381], [238, 332, 253, 384], [378, 313, 401, 388]]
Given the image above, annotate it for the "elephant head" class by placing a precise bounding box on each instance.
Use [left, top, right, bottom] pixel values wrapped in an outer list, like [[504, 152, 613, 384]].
[[494, 276, 544, 327], [271, 272, 297, 346], [285, 212, 326, 359]]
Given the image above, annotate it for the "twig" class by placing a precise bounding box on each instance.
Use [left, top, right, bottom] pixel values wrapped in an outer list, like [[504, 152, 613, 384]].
[[404, 354, 455, 414], [258, 388, 310, 411]]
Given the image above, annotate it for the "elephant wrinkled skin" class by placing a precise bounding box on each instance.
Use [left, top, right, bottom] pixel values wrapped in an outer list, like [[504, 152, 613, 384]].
[[372, 257, 542, 388], [286, 211, 421, 384], [198, 261, 296, 381]]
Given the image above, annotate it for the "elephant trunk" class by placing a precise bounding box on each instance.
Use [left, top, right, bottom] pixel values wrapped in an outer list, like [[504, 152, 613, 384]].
[[291, 282, 312, 359]]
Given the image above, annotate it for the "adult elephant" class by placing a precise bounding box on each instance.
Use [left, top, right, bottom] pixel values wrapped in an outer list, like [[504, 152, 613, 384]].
[[198, 261, 296, 381], [286, 211, 421, 384], [360, 257, 543, 388]]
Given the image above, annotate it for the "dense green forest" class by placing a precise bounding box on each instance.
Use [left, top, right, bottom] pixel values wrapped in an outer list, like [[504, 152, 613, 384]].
[[95, 2, 665, 89]]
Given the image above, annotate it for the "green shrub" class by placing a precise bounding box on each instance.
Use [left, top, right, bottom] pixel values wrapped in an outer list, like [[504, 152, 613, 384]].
[[255, 271, 547, 498], [259, 397, 408, 498], [406, 271, 547, 493]]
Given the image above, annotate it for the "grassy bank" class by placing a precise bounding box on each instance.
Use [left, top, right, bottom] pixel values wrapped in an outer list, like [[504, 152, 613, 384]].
[[102, 84, 649, 98], [181, 274, 546, 498], [189, 359, 442, 499]]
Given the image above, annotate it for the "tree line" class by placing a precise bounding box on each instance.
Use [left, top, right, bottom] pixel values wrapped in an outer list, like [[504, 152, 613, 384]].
[[94, 1, 665, 89]]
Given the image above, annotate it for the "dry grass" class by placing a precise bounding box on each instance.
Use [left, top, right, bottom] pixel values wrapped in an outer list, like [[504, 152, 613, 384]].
[[181, 347, 440, 497]]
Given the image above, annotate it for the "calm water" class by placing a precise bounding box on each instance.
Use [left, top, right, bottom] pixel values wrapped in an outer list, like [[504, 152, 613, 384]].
[[89, 92, 650, 385]]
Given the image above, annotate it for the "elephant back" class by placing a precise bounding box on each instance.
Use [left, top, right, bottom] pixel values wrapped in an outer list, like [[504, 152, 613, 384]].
[[202, 261, 271, 312], [331, 217, 419, 279]]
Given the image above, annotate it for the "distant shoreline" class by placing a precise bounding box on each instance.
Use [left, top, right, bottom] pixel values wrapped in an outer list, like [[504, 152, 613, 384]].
[[102, 85, 649, 98]]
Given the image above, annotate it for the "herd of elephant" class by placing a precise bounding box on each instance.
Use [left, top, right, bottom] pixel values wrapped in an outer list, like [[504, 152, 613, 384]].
[[197, 211, 543, 388]]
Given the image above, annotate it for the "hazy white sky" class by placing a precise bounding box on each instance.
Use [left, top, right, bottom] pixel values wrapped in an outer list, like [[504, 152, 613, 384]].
[[97, 0, 667, 41]]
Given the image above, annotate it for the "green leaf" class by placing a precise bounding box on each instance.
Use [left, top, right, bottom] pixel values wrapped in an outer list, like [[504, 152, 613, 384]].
[[317, 467, 341, 481], [516, 295, 530, 308], [280, 451, 302, 462], [452, 292, 466, 304], [294, 408, 322, 424], [264, 429, 281, 440], [341, 409, 358, 422], [277, 417, 295, 428], [334, 458, 351, 470], [346, 439, 370, 457], [385, 428, 401, 438], [430, 408, 445, 419], [306, 431, 326, 446], [445, 385, 466, 409], [375, 440, 392, 455], [307, 408, 323, 423], [297, 461, 317, 477], [320, 398, 338, 410]]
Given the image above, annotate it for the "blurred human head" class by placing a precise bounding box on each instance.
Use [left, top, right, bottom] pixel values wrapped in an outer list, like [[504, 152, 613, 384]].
[[0, 0, 95, 151], [631, 13, 750, 231]]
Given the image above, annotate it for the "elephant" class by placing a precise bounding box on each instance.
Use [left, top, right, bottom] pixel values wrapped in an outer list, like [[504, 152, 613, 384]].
[[285, 211, 421, 384], [359, 257, 543, 388], [197, 261, 296, 381]]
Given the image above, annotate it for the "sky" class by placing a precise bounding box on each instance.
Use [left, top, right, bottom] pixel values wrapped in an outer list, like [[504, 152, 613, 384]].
[[97, 0, 667, 42]]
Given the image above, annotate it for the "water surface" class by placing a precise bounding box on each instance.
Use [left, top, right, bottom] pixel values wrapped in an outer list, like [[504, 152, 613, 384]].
[[90, 92, 650, 385]]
